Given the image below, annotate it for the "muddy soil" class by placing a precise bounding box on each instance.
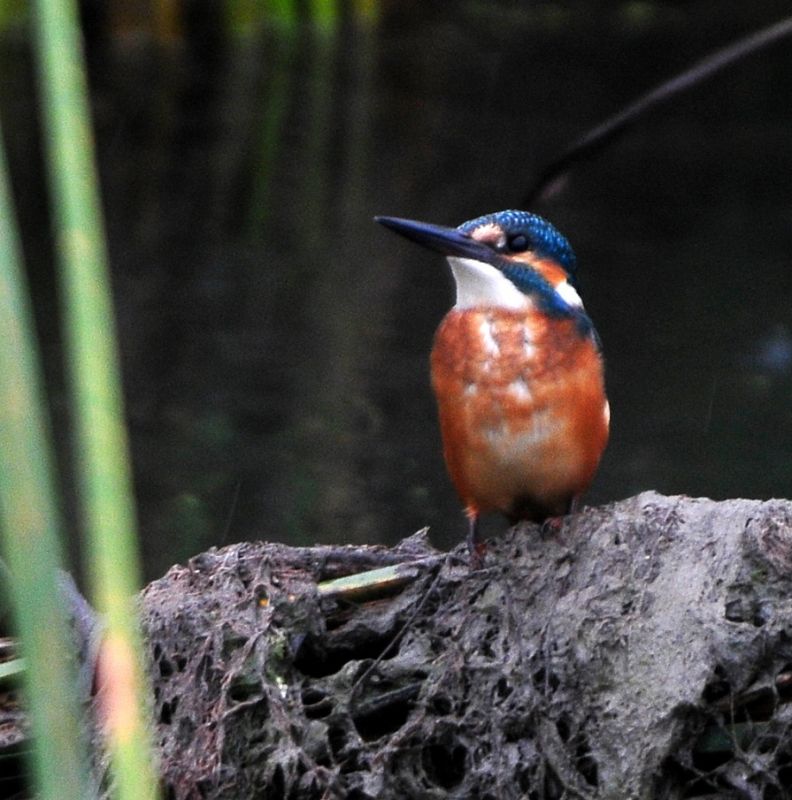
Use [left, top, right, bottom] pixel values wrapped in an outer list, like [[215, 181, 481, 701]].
[[139, 492, 792, 799]]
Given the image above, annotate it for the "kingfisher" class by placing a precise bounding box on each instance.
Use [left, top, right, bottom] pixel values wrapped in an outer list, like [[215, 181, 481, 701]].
[[375, 210, 609, 562]]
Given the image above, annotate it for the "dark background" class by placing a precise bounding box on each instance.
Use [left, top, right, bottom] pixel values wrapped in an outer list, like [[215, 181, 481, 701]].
[[2, 1, 790, 580]]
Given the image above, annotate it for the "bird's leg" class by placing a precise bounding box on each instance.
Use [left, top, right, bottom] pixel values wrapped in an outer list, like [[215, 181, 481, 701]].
[[540, 495, 581, 539], [465, 507, 486, 568]]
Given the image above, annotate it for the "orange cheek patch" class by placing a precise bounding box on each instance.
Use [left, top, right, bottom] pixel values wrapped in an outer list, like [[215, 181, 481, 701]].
[[510, 256, 568, 288]]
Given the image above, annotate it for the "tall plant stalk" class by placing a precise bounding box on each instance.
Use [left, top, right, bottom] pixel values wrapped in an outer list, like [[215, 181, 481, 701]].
[[31, 0, 159, 797], [0, 121, 90, 800]]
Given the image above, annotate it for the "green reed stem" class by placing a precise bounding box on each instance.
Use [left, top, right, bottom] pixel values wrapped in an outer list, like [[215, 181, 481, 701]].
[[0, 123, 89, 799], [31, 1, 159, 797]]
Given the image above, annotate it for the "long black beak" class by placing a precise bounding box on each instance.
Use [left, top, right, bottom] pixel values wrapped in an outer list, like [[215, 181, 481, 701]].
[[374, 215, 494, 262]]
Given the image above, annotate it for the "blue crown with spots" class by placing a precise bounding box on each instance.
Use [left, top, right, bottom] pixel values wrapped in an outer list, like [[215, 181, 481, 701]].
[[457, 210, 578, 277]]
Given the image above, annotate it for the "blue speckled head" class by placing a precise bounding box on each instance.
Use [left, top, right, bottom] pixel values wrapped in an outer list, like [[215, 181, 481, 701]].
[[457, 210, 578, 278], [375, 209, 594, 335]]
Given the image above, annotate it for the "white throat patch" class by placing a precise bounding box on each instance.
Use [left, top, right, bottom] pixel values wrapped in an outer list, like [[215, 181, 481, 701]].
[[448, 257, 527, 310]]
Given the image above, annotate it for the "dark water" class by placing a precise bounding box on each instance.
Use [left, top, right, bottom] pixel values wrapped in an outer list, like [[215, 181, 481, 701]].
[[4, 2, 792, 580]]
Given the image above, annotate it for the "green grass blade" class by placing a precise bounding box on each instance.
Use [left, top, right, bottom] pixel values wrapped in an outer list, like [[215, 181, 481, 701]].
[[0, 123, 90, 799], [31, 1, 159, 798]]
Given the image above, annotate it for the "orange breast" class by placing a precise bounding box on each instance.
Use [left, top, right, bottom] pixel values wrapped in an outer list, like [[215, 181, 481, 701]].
[[430, 306, 608, 520]]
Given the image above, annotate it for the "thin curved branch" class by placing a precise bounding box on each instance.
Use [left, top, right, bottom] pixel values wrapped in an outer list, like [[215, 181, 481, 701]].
[[524, 15, 792, 206]]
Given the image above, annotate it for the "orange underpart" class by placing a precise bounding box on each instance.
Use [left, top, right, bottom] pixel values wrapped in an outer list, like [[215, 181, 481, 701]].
[[431, 305, 608, 524]]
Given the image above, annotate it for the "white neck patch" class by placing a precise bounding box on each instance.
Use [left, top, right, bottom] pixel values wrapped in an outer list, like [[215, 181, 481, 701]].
[[554, 280, 584, 308], [448, 257, 527, 310]]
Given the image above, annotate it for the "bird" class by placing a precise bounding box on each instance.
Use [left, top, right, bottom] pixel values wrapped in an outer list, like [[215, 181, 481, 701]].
[[375, 210, 609, 563]]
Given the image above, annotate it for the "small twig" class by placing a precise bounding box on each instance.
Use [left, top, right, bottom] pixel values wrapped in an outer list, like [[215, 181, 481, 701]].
[[711, 671, 792, 716], [0, 657, 25, 685], [219, 480, 242, 546], [695, 671, 792, 756], [537, 717, 596, 800], [350, 684, 422, 723], [0, 637, 16, 660], [316, 556, 445, 604], [259, 555, 443, 611], [348, 554, 450, 707], [296, 544, 437, 580]]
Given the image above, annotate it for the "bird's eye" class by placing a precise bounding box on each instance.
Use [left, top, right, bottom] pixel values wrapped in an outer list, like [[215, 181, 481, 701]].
[[507, 233, 530, 252]]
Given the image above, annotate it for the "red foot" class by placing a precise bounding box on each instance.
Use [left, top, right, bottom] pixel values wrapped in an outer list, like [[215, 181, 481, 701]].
[[540, 515, 565, 537]]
